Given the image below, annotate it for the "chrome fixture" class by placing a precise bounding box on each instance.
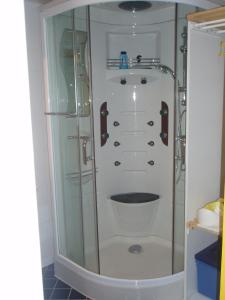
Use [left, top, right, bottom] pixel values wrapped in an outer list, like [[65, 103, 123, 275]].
[[148, 141, 154, 146], [175, 135, 186, 168], [107, 58, 160, 69], [136, 55, 142, 63], [66, 169, 96, 180], [45, 112, 76, 118], [67, 135, 90, 140], [175, 26, 187, 183], [107, 58, 175, 79], [101, 132, 109, 140], [113, 121, 120, 127], [154, 65, 175, 79], [114, 161, 121, 166], [101, 109, 109, 117], [120, 78, 127, 85], [147, 121, 154, 126], [178, 86, 187, 106], [128, 244, 143, 254], [160, 132, 168, 139], [114, 141, 121, 147], [81, 136, 92, 165], [141, 77, 147, 84]]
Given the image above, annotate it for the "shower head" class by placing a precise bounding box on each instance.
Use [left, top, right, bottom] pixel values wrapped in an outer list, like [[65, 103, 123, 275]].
[[118, 1, 152, 12]]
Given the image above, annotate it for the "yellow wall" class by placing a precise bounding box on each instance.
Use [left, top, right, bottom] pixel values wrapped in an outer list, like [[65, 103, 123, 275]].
[[220, 66, 225, 300], [220, 193, 225, 299]]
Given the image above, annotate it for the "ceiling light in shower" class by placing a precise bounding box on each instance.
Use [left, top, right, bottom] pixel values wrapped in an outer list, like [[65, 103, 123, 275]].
[[118, 1, 152, 12]]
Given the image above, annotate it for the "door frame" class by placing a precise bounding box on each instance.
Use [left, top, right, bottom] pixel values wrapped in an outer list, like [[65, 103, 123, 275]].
[[41, 3, 100, 274]]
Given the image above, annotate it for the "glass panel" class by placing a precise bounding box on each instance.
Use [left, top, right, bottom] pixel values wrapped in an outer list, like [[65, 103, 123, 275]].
[[173, 4, 197, 273], [74, 6, 99, 273], [45, 7, 99, 273], [45, 12, 84, 266]]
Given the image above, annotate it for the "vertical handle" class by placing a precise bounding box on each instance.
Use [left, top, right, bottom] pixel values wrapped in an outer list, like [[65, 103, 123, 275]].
[[82, 138, 88, 165], [160, 101, 169, 146], [100, 102, 109, 146], [81, 136, 91, 165]]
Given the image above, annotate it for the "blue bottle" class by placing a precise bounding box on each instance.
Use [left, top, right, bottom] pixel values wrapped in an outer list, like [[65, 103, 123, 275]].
[[119, 51, 128, 69]]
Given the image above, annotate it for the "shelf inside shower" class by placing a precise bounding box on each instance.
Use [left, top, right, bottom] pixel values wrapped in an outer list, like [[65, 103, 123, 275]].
[[106, 69, 161, 84], [110, 193, 159, 204], [106, 59, 175, 80], [107, 58, 160, 70]]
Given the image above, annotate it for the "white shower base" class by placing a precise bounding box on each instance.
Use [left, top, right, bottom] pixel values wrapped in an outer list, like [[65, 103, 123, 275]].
[[99, 236, 173, 279], [55, 254, 184, 300]]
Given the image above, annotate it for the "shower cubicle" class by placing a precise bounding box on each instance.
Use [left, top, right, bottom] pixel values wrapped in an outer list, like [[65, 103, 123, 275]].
[[41, 0, 224, 299]]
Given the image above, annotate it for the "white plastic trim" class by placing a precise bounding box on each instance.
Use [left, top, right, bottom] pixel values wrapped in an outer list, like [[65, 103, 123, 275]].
[[40, 0, 217, 18]]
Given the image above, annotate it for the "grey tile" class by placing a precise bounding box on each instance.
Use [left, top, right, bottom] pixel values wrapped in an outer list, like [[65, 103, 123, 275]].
[[69, 289, 86, 299], [50, 288, 70, 299], [55, 280, 71, 289], [43, 289, 52, 299], [43, 278, 57, 289]]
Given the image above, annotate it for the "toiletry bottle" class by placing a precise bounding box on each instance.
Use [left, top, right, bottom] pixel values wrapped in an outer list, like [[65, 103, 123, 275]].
[[119, 51, 128, 69]]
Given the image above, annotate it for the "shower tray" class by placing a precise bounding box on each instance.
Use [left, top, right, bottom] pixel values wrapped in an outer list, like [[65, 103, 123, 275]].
[[110, 192, 159, 204]]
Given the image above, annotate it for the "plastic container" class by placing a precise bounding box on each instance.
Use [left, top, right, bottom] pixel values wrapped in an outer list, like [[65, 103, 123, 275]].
[[195, 240, 221, 299], [119, 51, 128, 69]]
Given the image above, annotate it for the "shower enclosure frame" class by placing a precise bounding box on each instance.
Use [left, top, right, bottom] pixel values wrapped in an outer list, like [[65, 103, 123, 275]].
[[41, 0, 218, 299]]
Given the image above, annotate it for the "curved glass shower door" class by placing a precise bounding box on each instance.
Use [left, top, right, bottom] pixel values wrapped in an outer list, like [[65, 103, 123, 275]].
[[173, 3, 197, 273], [44, 6, 99, 273]]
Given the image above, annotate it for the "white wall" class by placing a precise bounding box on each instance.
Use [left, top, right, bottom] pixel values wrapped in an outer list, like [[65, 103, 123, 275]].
[[25, 1, 54, 267], [185, 24, 224, 298], [0, 0, 43, 298]]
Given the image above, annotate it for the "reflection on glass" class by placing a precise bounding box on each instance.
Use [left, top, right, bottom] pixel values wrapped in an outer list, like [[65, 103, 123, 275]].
[[60, 14, 90, 116], [45, 6, 99, 273], [173, 3, 198, 273]]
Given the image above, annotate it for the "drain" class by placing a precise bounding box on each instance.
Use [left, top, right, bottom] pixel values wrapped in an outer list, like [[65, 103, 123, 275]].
[[128, 244, 143, 254]]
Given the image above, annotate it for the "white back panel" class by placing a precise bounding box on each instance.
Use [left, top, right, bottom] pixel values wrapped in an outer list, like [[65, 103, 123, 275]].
[[90, 9, 175, 245], [185, 23, 224, 298]]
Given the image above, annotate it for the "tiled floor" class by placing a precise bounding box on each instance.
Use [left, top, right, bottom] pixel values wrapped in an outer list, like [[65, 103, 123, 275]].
[[42, 264, 92, 300]]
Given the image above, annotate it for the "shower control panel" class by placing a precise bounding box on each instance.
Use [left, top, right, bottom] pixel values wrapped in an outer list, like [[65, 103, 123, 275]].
[[160, 101, 168, 146], [100, 102, 109, 147]]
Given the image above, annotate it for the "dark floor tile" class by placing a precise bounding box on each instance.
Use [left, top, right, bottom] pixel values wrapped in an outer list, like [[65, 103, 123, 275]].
[[43, 289, 52, 299], [43, 265, 50, 272], [44, 269, 55, 279], [55, 280, 71, 289], [69, 289, 86, 299], [43, 278, 57, 289], [47, 264, 54, 272], [43, 264, 54, 278], [50, 288, 70, 299], [42, 266, 48, 276]]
